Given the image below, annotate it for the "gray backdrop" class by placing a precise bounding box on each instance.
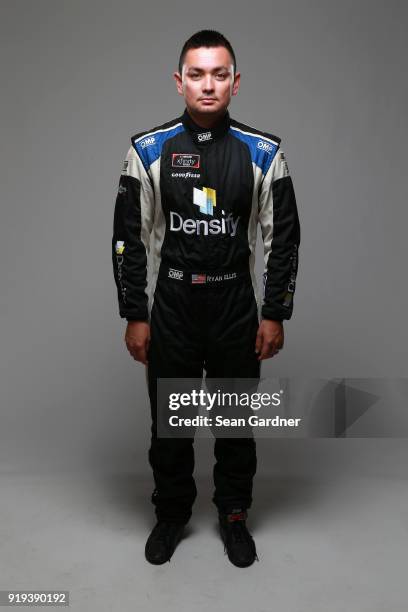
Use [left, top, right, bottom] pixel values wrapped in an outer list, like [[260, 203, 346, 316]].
[[1, 0, 407, 475]]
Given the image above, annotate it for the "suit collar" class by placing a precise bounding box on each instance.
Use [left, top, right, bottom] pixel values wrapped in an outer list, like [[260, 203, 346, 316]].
[[181, 107, 231, 145]]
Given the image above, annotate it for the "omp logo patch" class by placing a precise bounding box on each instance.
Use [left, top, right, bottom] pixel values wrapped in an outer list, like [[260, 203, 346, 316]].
[[193, 186, 216, 215], [257, 140, 273, 154], [168, 268, 183, 280], [140, 136, 155, 148], [172, 153, 200, 168], [122, 160, 128, 172], [197, 131, 212, 142]]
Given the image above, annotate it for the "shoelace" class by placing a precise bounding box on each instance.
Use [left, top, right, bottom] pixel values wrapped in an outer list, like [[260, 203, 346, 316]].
[[223, 517, 260, 561], [229, 520, 251, 544]]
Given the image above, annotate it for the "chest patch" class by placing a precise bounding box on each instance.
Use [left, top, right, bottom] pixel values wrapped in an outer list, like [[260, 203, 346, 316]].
[[172, 153, 200, 169]]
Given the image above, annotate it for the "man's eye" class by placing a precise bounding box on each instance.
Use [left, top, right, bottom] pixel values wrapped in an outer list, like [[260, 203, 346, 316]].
[[189, 73, 201, 79], [216, 73, 228, 79]]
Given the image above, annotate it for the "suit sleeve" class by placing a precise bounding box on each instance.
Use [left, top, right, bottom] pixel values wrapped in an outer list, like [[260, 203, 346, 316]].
[[112, 143, 155, 322], [258, 146, 300, 321]]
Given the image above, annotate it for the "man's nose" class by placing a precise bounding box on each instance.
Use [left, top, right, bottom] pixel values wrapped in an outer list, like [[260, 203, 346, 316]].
[[202, 75, 214, 91]]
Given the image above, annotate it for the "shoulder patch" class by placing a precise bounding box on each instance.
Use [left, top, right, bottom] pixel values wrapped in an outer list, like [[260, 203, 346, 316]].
[[229, 120, 280, 176], [131, 117, 185, 172]]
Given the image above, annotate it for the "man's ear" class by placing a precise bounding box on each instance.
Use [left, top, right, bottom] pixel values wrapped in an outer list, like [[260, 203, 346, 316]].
[[173, 71, 183, 96], [232, 72, 241, 96]]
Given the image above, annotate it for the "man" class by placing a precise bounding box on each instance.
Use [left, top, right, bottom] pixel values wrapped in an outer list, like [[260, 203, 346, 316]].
[[112, 30, 300, 567]]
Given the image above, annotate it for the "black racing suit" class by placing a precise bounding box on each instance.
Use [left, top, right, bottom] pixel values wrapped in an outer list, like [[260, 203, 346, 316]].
[[112, 107, 300, 523]]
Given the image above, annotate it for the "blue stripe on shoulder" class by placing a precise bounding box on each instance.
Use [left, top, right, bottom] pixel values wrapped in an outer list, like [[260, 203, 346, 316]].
[[132, 123, 185, 172], [229, 127, 279, 176]]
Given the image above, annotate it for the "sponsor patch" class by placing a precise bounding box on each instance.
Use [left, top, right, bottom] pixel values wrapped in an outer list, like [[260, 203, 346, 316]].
[[172, 153, 200, 169], [257, 140, 273, 154], [115, 240, 125, 255], [279, 150, 289, 173], [115, 241, 126, 303], [197, 131, 212, 142], [170, 210, 239, 237], [140, 136, 155, 148], [168, 268, 183, 280], [122, 160, 128, 172], [171, 171, 201, 179], [193, 186, 216, 215], [282, 244, 298, 307], [118, 184, 127, 194]]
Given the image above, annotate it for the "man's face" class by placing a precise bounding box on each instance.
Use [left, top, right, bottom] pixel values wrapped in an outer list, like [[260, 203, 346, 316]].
[[174, 46, 240, 116]]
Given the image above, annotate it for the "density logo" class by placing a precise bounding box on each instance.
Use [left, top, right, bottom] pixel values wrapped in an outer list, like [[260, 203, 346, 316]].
[[114, 241, 126, 303], [115, 241, 125, 255], [169, 210, 240, 237], [193, 186, 216, 215]]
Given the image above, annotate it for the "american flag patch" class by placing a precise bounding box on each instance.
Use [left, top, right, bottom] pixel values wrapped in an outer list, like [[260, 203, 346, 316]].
[[191, 274, 206, 284]]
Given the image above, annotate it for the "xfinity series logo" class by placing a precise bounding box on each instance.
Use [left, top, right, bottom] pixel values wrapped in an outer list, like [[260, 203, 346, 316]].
[[197, 131, 212, 142], [172, 153, 200, 168], [170, 210, 240, 237], [140, 136, 155, 148], [257, 140, 273, 154]]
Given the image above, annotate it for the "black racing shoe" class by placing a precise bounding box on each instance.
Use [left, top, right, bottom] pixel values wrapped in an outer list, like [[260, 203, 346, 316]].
[[218, 510, 259, 568], [145, 520, 186, 565]]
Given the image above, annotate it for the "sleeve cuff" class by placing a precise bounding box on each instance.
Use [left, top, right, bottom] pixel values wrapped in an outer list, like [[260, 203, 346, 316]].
[[119, 304, 149, 322], [261, 304, 292, 321]]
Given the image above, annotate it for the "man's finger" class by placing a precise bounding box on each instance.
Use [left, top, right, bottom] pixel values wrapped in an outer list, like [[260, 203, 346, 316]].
[[258, 341, 271, 360], [255, 330, 263, 354], [259, 341, 281, 360], [126, 342, 145, 364], [133, 349, 147, 365]]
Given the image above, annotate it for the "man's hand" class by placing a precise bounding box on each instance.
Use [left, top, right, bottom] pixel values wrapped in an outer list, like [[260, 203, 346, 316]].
[[255, 320, 284, 360], [124, 321, 150, 365]]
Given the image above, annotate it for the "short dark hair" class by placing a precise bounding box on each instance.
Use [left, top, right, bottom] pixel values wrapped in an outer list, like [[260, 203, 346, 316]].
[[178, 30, 236, 75]]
